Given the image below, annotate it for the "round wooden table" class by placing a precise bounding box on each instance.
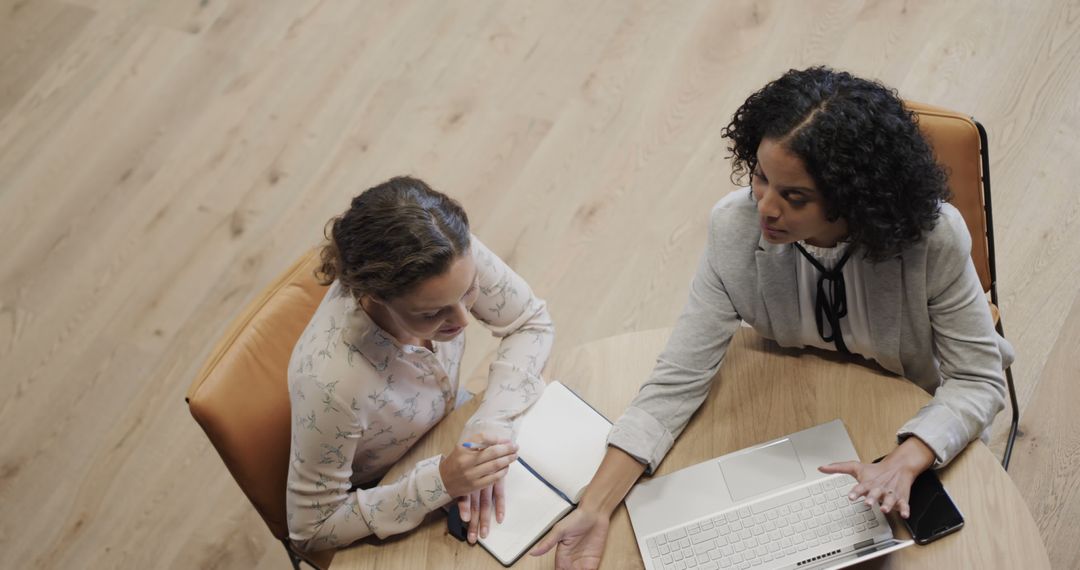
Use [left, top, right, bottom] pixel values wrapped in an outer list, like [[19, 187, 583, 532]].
[[330, 328, 1049, 569]]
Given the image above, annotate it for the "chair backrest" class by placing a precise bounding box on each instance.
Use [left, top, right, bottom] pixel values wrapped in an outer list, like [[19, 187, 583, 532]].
[[905, 100, 993, 293], [186, 250, 328, 543]]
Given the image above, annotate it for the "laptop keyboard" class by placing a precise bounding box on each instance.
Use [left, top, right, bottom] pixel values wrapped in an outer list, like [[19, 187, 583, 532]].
[[643, 475, 888, 570]]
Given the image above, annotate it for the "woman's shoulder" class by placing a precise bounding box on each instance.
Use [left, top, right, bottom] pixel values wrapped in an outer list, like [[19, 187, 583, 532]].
[[920, 202, 972, 260], [697, 187, 763, 272], [289, 285, 375, 390], [468, 233, 503, 275], [708, 187, 759, 234]]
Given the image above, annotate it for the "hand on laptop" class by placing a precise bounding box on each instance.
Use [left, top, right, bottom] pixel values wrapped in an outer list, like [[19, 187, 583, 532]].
[[818, 436, 936, 519]]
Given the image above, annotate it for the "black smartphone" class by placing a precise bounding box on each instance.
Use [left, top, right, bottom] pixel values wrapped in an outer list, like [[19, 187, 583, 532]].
[[446, 503, 468, 542], [904, 467, 965, 544]]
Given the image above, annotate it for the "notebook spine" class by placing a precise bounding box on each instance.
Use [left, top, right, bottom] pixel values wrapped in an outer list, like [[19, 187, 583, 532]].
[[516, 457, 574, 505]]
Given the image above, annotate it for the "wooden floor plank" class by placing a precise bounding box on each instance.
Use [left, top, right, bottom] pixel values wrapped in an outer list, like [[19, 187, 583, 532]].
[[1010, 283, 1080, 569], [1, 1, 1077, 567]]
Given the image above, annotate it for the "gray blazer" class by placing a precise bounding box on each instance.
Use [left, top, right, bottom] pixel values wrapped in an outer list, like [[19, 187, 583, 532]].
[[608, 189, 1012, 472]]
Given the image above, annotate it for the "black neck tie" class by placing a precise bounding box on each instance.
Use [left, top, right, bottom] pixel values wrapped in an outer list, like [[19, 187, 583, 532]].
[[793, 242, 853, 354]]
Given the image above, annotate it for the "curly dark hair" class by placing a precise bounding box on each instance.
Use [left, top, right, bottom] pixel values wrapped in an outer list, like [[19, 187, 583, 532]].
[[720, 66, 949, 260], [316, 176, 471, 300]]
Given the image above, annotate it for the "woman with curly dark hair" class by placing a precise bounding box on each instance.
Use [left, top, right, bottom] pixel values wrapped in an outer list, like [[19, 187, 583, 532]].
[[533, 67, 1012, 568]]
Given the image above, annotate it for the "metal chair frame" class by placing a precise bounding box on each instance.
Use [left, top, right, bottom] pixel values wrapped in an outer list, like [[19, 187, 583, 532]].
[[284, 538, 325, 570], [974, 119, 1020, 470]]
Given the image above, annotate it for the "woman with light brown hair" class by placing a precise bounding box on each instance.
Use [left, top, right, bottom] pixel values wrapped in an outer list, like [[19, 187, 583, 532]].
[[286, 176, 554, 553]]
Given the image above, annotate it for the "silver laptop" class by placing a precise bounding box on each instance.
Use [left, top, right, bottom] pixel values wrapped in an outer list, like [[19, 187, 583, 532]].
[[625, 420, 913, 570]]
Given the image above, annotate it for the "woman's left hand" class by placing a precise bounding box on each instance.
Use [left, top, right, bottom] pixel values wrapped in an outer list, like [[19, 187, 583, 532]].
[[818, 436, 936, 519], [459, 477, 506, 543]]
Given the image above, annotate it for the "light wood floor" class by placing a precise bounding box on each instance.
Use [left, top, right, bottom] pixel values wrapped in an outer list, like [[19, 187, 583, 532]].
[[2, 1, 1078, 568]]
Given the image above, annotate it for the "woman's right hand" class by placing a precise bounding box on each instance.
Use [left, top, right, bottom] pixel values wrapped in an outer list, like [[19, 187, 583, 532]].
[[439, 440, 517, 501], [529, 506, 611, 569], [530, 446, 645, 568]]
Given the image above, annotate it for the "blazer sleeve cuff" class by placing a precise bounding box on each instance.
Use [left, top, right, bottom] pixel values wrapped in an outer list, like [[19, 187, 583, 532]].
[[607, 406, 675, 475], [896, 403, 971, 468]]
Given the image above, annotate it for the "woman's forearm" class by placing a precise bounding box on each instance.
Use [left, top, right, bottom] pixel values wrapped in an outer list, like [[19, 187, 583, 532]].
[[579, 446, 648, 516], [889, 435, 937, 473]]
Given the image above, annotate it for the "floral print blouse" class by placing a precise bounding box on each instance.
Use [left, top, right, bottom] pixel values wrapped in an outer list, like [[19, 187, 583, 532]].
[[286, 236, 554, 552]]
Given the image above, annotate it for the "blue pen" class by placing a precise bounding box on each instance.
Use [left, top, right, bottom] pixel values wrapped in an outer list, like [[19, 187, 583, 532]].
[[461, 442, 487, 450]]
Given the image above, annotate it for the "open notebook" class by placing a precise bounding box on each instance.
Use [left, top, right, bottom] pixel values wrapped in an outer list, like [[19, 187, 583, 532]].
[[472, 381, 612, 566]]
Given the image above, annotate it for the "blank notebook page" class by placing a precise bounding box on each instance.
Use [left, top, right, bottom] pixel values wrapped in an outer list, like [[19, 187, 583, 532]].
[[480, 460, 573, 565], [515, 381, 612, 502]]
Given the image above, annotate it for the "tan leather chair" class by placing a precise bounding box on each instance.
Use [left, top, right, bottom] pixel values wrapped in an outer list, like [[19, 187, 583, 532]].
[[186, 250, 334, 569], [906, 100, 1020, 469]]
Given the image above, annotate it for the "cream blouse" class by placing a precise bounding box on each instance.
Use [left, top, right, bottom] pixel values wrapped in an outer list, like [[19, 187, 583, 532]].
[[285, 236, 554, 552]]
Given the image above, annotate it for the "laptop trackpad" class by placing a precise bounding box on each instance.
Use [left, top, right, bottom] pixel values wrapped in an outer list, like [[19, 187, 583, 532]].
[[719, 438, 806, 502]]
